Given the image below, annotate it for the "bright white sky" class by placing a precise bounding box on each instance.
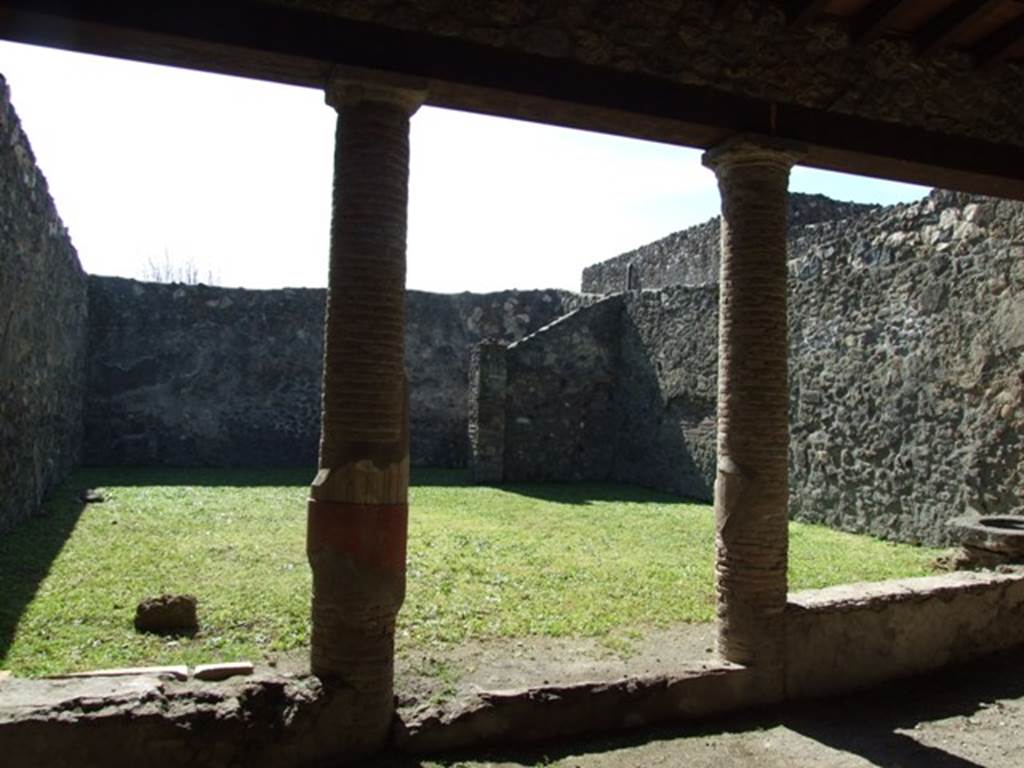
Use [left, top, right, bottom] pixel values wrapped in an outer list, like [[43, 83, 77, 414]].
[[1, 40, 929, 293]]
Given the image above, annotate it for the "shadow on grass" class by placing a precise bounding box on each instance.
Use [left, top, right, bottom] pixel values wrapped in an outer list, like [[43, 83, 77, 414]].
[[495, 480, 703, 506], [73, 466, 475, 489], [370, 649, 1024, 768], [0, 481, 85, 666], [75, 466, 313, 488], [72, 468, 692, 510]]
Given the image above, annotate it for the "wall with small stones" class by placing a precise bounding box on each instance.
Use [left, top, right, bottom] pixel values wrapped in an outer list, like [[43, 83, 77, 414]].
[[500, 189, 1023, 545], [787, 190, 1024, 543], [581, 193, 878, 293], [467, 342, 507, 483], [613, 286, 718, 500], [491, 285, 717, 498], [0, 75, 88, 534], [84, 277, 575, 469], [493, 296, 623, 483]]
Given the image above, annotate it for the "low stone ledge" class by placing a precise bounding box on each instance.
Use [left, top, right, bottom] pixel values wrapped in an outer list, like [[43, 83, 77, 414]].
[[394, 662, 753, 754], [0, 672, 361, 768], [7, 571, 1024, 764], [52, 664, 190, 681], [785, 569, 1024, 700]]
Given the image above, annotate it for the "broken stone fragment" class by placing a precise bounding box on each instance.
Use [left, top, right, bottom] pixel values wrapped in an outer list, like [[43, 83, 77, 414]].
[[134, 594, 198, 636]]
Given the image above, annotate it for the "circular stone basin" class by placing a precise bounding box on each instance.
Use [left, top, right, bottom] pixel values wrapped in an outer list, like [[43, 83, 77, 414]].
[[950, 514, 1024, 559]]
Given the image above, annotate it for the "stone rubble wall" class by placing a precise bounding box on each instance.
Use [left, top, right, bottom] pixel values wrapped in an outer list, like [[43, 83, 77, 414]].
[[5, 51, 1019, 548], [581, 193, 878, 294], [467, 342, 507, 483], [487, 285, 718, 498], [84, 277, 576, 469], [788, 190, 1024, 543], [613, 286, 718, 500], [486, 295, 623, 483], [0, 75, 87, 535], [499, 190, 1023, 545]]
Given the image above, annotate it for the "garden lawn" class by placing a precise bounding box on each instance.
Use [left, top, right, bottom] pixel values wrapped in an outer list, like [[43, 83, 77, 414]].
[[0, 468, 942, 676]]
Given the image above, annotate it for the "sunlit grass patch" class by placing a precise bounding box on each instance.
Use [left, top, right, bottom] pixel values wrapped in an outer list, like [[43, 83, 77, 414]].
[[0, 468, 941, 676]]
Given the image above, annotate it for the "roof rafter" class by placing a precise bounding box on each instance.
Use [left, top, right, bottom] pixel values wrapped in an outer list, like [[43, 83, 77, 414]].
[[915, 0, 1004, 56], [973, 13, 1024, 65], [785, 0, 831, 26], [851, 0, 913, 44], [715, 0, 744, 20]]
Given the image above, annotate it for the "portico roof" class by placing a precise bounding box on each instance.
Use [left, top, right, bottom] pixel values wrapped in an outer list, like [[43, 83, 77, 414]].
[[0, 0, 1022, 197]]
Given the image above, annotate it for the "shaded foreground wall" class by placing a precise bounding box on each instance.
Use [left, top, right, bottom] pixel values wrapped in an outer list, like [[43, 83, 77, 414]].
[[471, 290, 717, 500], [0, 76, 87, 533], [85, 277, 576, 468], [485, 191, 1023, 544], [502, 296, 623, 482]]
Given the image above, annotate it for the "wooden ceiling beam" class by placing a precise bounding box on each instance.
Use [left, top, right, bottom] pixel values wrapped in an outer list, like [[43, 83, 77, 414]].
[[916, 0, 1003, 56], [785, 0, 831, 26], [973, 13, 1024, 65], [851, 0, 913, 44]]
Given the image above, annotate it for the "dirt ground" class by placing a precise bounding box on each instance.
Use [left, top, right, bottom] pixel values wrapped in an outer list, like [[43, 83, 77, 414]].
[[357, 624, 1024, 768], [392, 623, 719, 713]]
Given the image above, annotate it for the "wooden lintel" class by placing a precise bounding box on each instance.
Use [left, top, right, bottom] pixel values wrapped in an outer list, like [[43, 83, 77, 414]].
[[973, 13, 1024, 66], [851, 0, 912, 44], [915, 0, 1003, 57], [0, 0, 1021, 199]]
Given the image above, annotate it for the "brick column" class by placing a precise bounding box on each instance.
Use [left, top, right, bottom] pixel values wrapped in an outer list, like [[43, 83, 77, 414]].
[[702, 136, 803, 685], [307, 74, 424, 750], [468, 341, 507, 483]]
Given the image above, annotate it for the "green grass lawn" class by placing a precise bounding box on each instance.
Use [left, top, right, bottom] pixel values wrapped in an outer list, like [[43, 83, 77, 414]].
[[0, 468, 942, 677]]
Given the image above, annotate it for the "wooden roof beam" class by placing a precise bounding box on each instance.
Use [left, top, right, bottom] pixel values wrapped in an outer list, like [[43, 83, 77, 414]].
[[851, 0, 913, 44], [915, 0, 1003, 56], [973, 13, 1024, 65], [785, 0, 831, 26]]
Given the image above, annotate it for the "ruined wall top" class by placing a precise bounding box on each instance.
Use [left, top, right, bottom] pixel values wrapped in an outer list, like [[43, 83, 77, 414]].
[[581, 192, 879, 293]]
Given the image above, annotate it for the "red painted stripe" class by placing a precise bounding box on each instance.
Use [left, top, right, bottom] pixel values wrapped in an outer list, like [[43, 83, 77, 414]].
[[306, 499, 408, 570]]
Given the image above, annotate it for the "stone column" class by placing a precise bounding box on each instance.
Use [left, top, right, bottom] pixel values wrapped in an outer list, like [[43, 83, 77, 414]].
[[701, 136, 803, 685], [468, 341, 507, 483], [307, 73, 424, 750]]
